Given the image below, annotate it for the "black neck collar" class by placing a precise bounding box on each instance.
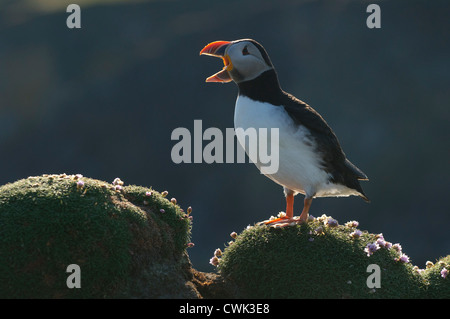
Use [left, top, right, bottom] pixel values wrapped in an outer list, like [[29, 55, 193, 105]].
[[237, 69, 284, 105]]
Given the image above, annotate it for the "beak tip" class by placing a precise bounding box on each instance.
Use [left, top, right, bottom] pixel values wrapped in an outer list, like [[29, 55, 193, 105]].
[[200, 40, 233, 83]]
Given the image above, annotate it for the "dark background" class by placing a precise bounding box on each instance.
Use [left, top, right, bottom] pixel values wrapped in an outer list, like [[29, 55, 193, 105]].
[[0, 0, 448, 272]]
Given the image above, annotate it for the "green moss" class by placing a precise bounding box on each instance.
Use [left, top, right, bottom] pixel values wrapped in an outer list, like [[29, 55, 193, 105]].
[[0, 174, 192, 298], [421, 256, 450, 298], [123, 185, 191, 254], [218, 216, 427, 298]]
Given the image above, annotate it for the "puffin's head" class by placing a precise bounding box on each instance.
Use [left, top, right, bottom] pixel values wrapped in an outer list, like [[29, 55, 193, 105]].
[[200, 39, 273, 84]]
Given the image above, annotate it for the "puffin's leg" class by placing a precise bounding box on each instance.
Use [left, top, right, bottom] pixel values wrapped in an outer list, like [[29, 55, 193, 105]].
[[299, 196, 312, 223], [264, 188, 295, 225], [265, 193, 312, 226], [285, 192, 294, 219]]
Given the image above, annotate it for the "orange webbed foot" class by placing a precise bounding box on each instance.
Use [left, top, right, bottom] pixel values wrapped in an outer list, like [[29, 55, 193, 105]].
[[259, 213, 307, 228]]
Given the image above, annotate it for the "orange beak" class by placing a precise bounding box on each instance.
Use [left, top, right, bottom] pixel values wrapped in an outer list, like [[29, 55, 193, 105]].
[[200, 41, 233, 83]]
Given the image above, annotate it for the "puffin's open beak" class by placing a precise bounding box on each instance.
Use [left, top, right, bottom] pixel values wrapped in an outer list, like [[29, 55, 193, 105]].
[[200, 41, 233, 83]]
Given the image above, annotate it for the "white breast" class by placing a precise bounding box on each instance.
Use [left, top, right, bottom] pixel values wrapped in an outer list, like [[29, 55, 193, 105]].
[[234, 95, 359, 198]]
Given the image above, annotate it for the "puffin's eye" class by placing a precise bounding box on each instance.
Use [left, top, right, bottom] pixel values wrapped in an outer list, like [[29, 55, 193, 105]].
[[242, 46, 249, 55]]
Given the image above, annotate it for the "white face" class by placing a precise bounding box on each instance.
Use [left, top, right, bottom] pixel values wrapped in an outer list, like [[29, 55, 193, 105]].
[[226, 40, 273, 83]]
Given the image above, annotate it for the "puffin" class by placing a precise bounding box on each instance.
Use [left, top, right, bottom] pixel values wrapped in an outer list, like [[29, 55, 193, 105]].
[[200, 39, 369, 227]]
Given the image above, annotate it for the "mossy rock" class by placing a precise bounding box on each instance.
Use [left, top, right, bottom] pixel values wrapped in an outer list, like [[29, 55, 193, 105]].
[[421, 256, 450, 298], [0, 174, 194, 298], [218, 216, 430, 298]]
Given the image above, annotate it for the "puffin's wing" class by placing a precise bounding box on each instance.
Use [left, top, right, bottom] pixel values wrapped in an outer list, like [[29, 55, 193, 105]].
[[281, 92, 369, 199], [344, 158, 369, 181], [281, 93, 346, 164]]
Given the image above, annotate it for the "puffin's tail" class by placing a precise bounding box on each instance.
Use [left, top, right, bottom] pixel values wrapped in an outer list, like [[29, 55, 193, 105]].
[[359, 192, 370, 203], [344, 159, 370, 203]]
